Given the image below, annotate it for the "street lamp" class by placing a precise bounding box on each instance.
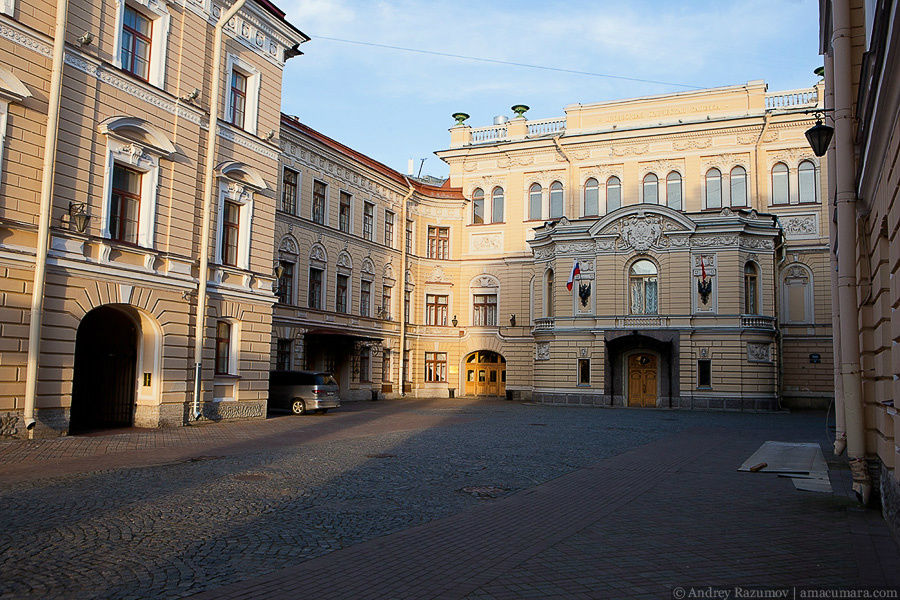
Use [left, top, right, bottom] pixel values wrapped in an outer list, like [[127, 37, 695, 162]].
[[68, 201, 89, 233], [805, 117, 834, 157]]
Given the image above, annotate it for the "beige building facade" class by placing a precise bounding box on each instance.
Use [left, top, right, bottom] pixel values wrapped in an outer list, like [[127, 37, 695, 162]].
[[0, 0, 306, 437], [817, 0, 900, 534], [274, 81, 835, 412]]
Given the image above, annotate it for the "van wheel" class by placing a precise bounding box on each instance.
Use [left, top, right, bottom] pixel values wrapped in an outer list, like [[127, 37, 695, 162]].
[[291, 399, 307, 415]]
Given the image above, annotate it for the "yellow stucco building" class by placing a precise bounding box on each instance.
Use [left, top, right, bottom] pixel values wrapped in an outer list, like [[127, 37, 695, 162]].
[[273, 81, 834, 411], [0, 0, 307, 437]]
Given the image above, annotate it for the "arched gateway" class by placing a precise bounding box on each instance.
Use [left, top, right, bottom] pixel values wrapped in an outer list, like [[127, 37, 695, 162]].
[[70, 305, 148, 432], [464, 350, 506, 396]]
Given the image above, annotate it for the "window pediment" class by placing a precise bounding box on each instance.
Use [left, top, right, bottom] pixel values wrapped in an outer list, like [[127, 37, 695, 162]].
[[216, 161, 268, 191], [99, 116, 175, 157], [590, 205, 696, 239], [0, 66, 30, 103]]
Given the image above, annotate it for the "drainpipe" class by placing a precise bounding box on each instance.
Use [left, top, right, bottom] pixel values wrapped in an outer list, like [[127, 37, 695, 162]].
[[831, 0, 870, 502], [753, 113, 772, 204], [23, 0, 70, 436], [191, 0, 248, 421], [398, 177, 414, 396], [824, 53, 846, 455], [552, 135, 575, 213], [773, 228, 786, 411]]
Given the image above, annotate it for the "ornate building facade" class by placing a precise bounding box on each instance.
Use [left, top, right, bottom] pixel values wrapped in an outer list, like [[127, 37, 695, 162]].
[[0, 0, 307, 437], [274, 81, 834, 411]]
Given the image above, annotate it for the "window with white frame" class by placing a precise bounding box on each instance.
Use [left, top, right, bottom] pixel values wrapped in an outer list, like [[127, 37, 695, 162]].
[[642, 173, 658, 204], [583, 178, 599, 216], [360, 279, 372, 317], [730, 166, 748, 207], [771, 163, 789, 205], [549, 181, 564, 218], [606, 177, 621, 211], [491, 187, 504, 223], [215, 181, 255, 270], [214, 320, 239, 375], [339, 191, 352, 233], [281, 168, 298, 214], [99, 117, 175, 250], [114, 0, 170, 88], [363, 201, 375, 240], [666, 172, 682, 211], [0, 68, 30, 183], [312, 180, 327, 224], [529, 183, 542, 220], [472, 188, 485, 224], [224, 54, 261, 135], [798, 160, 818, 203], [705, 168, 722, 209], [384, 210, 394, 247]]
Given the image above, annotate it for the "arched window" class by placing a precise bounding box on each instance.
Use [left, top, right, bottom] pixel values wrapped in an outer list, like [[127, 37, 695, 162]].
[[491, 187, 504, 223], [545, 269, 555, 317], [549, 181, 564, 218], [730, 166, 747, 207], [798, 160, 817, 203], [771, 163, 789, 204], [705, 168, 722, 209], [642, 173, 658, 204], [606, 176, 621, 212], [529, 183, 542, 220], [472, 188, 484, 223], [629, 260, 658, 315], [666, 172, 682, 210], [743, 262, 758, 314], [583, 178, 599, 216]]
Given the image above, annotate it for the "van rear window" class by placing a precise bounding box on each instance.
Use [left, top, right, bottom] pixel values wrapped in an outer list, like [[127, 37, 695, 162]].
[[314, 374, 337, 386]]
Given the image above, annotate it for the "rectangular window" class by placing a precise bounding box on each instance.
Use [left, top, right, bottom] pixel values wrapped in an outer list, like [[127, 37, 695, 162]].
[[426, 294, 448, 326], [427, 226, 450, 259], [308, 267, 323, 309], [312, 180, 326, 224], [403, 349, 410, 382], [110, 163, 142, 244], [698, 359, 712, 388], [229, 70, 247, 130], [382, 285, 392, 320], [578, 358, 590, 385], [473, 294, 497, 327], [384, 211, 394, 247], [339, 191, 351, 233], [404, 290, 411, 324], [406, 219, 414, 254], [360, 280, 371, 317], [215, 320, 231, 375], [277, 261, 294, 305], [122, 6, 152, 81], [336, 274, 349, 313], [281, 169, 298, 214], [221, 200, 240, 266], [425, 352, 447, 382], [382, 349, 392, 382], [359, 348, 370, 382], [276, 339, 291, 371], [363, 202, 375, 241]]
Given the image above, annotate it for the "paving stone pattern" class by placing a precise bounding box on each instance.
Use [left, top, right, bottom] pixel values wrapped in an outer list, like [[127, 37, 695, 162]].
[[0, 400, 896, 599]]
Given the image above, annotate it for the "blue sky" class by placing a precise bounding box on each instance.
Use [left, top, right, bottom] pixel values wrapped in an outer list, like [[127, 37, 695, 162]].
[[278, 0, 822, 179]]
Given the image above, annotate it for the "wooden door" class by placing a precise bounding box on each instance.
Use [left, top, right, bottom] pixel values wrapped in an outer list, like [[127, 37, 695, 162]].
[[627, 353, 658, 407], [464, 352, 506, 396]]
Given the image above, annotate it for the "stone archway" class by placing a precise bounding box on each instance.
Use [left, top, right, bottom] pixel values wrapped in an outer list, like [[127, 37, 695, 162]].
[[70, 305, 140, 432], [605, 332, 679, 408]]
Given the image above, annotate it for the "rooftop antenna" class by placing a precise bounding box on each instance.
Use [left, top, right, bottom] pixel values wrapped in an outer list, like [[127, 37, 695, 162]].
[[417, 158, 426, 178]]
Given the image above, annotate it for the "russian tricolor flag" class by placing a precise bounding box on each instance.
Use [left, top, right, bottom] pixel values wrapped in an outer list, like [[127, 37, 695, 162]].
[[566, 260, 581, 291]]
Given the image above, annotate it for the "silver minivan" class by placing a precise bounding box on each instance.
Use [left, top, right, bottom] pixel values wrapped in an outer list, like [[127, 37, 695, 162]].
[[269, 371, 341, 415]]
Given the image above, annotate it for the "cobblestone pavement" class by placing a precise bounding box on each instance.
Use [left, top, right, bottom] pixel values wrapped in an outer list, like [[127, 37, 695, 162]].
[[1, 399, 897, 599]]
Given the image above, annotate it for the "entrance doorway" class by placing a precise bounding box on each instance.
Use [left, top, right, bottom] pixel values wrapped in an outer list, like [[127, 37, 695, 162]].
[[627, 353, 658, 407], [464, 351, 506, 396], [70, 306, 138, 432]]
